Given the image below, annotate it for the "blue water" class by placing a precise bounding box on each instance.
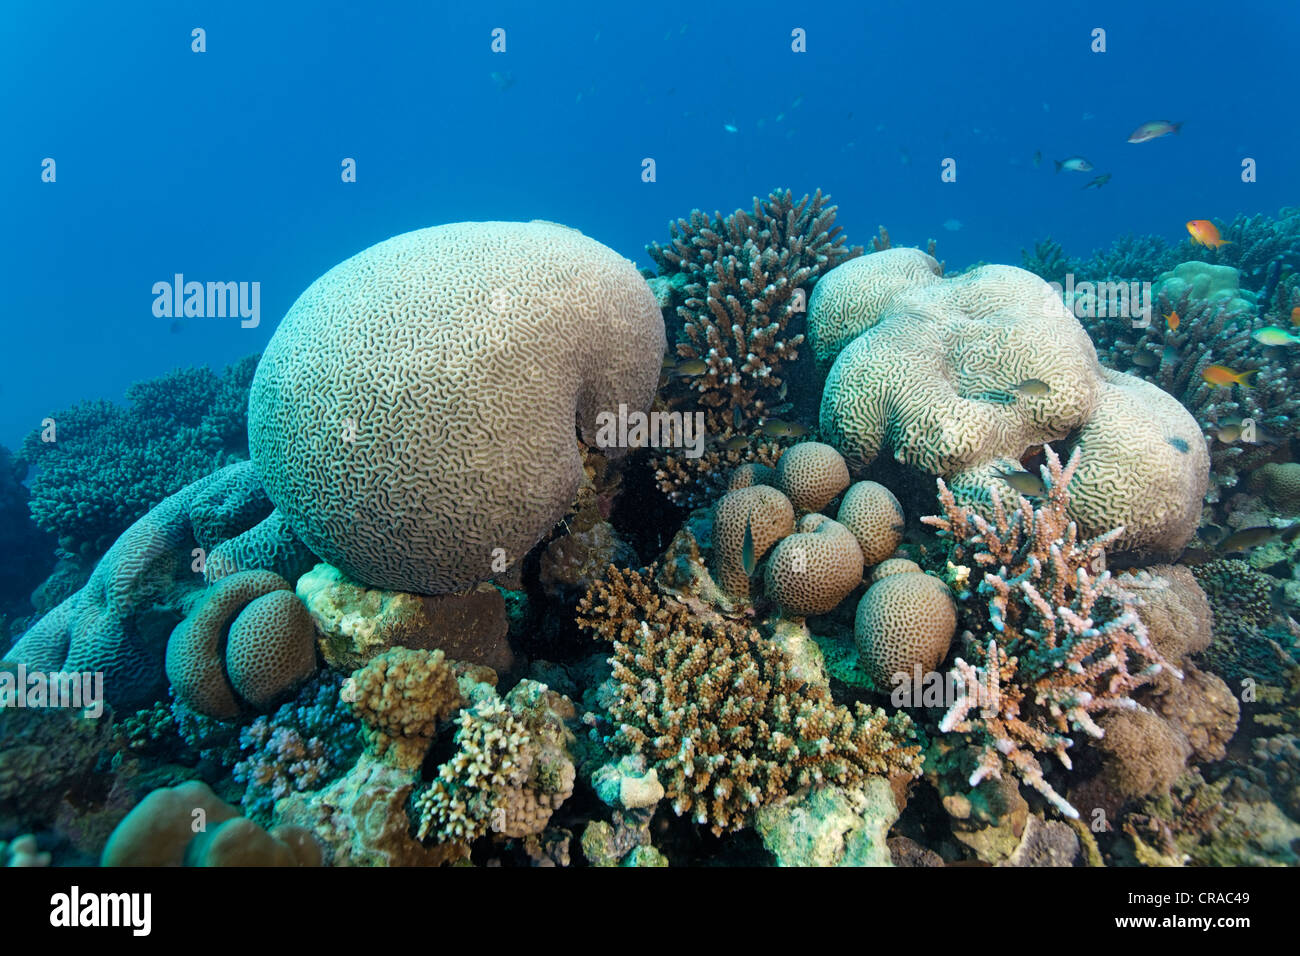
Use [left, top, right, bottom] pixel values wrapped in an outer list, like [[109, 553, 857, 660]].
[[2, 0, 1296, 449]]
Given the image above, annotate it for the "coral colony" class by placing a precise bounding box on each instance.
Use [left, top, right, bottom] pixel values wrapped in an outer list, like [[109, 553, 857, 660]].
[[5, 193, 1300, 869]]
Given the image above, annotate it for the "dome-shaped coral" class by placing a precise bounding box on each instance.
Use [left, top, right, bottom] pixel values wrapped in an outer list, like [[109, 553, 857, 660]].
[[836, 480, 905, 566], [1252, 461, 1300, 515], [712, 485, 795, 599], [225, 589, 317, 710], [249, 221, 665, 595], [774, 441, 850, 513], [854, 572, 957, 689], [764, 514, 863, 616]]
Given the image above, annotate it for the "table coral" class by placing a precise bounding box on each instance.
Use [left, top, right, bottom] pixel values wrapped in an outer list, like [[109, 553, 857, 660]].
[[576, 566, 920, 835], [249, 220, 665, 595], [924, 447, 1172, 818]]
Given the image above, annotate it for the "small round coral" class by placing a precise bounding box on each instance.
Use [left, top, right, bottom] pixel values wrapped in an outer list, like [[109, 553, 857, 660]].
[[712, 485, 795, 599], [774, 441, 850, 513], [225, 589, 318, 710], [728, 462, 778, 492], [764, 514, 864, 616], [854, 572, 957, 689], [837, 480, 905, 566], [872, 558, 922, 581], [1251, 462, 1300, 515]]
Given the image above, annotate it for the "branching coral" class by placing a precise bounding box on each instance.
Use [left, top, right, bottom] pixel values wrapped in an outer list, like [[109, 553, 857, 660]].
[[21, 356, 257, 556], [413, 680, 576, 843], [921, 446, 1172, 818], [647, 188, 860, 434], [576, 565, 921, 835], [345, 647, 463, 770]]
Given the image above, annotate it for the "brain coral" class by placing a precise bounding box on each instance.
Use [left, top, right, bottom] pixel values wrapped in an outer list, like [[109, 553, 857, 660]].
[[712, 485, 795, 599], [854, 572, 957, 689], [764, 514, 863, 616], [1252, 462, 1300, 514], [813, 249, 1208, 556], [249, 221, 665, 595], [836, 480, 905, 566], [775, 441, 850, 513]]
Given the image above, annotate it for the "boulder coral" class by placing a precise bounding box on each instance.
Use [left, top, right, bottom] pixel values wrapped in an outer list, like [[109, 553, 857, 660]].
[[774, 441, 850, 513], [711, 484, 795, 599], [836, 480, 905, 566], [764, 514, 863, 616], [854, 571, 958, 689], [248, 220, 665, 596], [812, 248, 1208, 556]]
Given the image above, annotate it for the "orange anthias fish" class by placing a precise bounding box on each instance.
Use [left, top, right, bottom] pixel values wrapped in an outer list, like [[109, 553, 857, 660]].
[[1202, 364, 1257, 388], [1165, 310, 1180, 331], [1292, 305, 1300, 327], [1186, 220, 1233, 249]]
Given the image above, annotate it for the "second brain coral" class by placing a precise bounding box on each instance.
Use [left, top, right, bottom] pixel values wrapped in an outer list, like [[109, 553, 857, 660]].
[[812, 248, 1208, 556], [249, 220, 666, 595]]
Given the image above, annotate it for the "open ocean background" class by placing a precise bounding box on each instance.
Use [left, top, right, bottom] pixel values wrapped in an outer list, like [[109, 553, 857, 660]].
[[2, 0, 1296, 450]]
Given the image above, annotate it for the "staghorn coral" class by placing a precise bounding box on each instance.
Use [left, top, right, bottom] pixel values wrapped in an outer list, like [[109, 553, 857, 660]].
[[21, 356, 257, 556], [345, 647, 463, 770], [647, 188, 861, 433], [414, 680, 576, 843], [576, 565, 921, 835], [651, 434, 787, 508], [813, 249, 1208, 556], [1019, 237, 1075, 288], [923, 446, 1172, 818], [250, 221, 665, 595]]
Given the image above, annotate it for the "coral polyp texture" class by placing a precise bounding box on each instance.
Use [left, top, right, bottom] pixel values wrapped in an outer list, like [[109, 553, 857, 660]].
[[711, 483, 795, 599], [774, 440, 850, 513], [345, 647, 463, 770], [764, 514, 864, 616], [854, 571, 957, 689], [836, 480, 905, 566], [922, 447, 1173, 818], [812, 247, 1208, 556], [577, 566, 921, 835], [249, 220, 665, 595]]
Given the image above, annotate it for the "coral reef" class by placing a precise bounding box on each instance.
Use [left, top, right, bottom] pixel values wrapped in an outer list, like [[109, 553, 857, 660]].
[[711, 484, 794, 600], [647, 188, 860, 432], [577, 566, 920, 835], [0, 446, 56, 627], [21, 356, 257, 556], [1172, 208, 1300, 293], [837, 481, 905, 566], [414, 680, 576, 843], [923, 447, 1172, 818], [296, 562, 514, 673], [250, 221, 665, 595], [813, 248, 1208, 556]]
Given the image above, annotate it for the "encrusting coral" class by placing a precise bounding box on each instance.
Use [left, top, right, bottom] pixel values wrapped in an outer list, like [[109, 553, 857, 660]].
[[576, 565, 921, 835], [922, 446, 1173, 818], [250, 220, 665, 595]]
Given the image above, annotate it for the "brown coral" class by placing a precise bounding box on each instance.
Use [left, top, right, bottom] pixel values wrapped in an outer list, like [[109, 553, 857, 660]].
[[345, 647, 463, 769], [837, 480, 906, 566], [764, 514, 864, 616], [854, 572, 957, 689], [711, 485, 795, 599], [774, 441, 850, 513]]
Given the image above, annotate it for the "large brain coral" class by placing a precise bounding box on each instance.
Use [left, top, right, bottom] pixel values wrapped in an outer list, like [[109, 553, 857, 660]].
[[249, 221, 665, 595], [812, 249, 1208, 556]]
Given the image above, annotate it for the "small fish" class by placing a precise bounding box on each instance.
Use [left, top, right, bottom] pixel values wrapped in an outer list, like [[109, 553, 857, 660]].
[[1054, 156, 1093, 173], [741, 516, 756, 576], [1218, 526, 1276, 553], [760, 419, 808, 439], [1178, 547, 1213, 566], [1165, 310, 1180, 332], [1186, 220, 1233, 250], [777, 381, 788, 401], [943, 219, 963, 232], [1081, 112, 1095, 121], [1253, 325, 1300, 346], [1292, 305, 1300, 326], [995, 469, 1047, 497], [723, 123, 739, 134], [1162, 345, 1179, 365], [1014, 379, 1052, 397], [672, 359, 709, 376], [1127, 120, 1182, 143], [1130, 350, 1160, 368], [1201, 364, 1257, 388], [1213, 423, 1242, 443], [662, 355, 678, 370], [767, 402, 794, 415], [733, 405, 743, 429], [1081, 173, 1112, 190], [722, 435, 750, 452], [1032, 150, 1042, 168], [1167, 436, 1190, 453]]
